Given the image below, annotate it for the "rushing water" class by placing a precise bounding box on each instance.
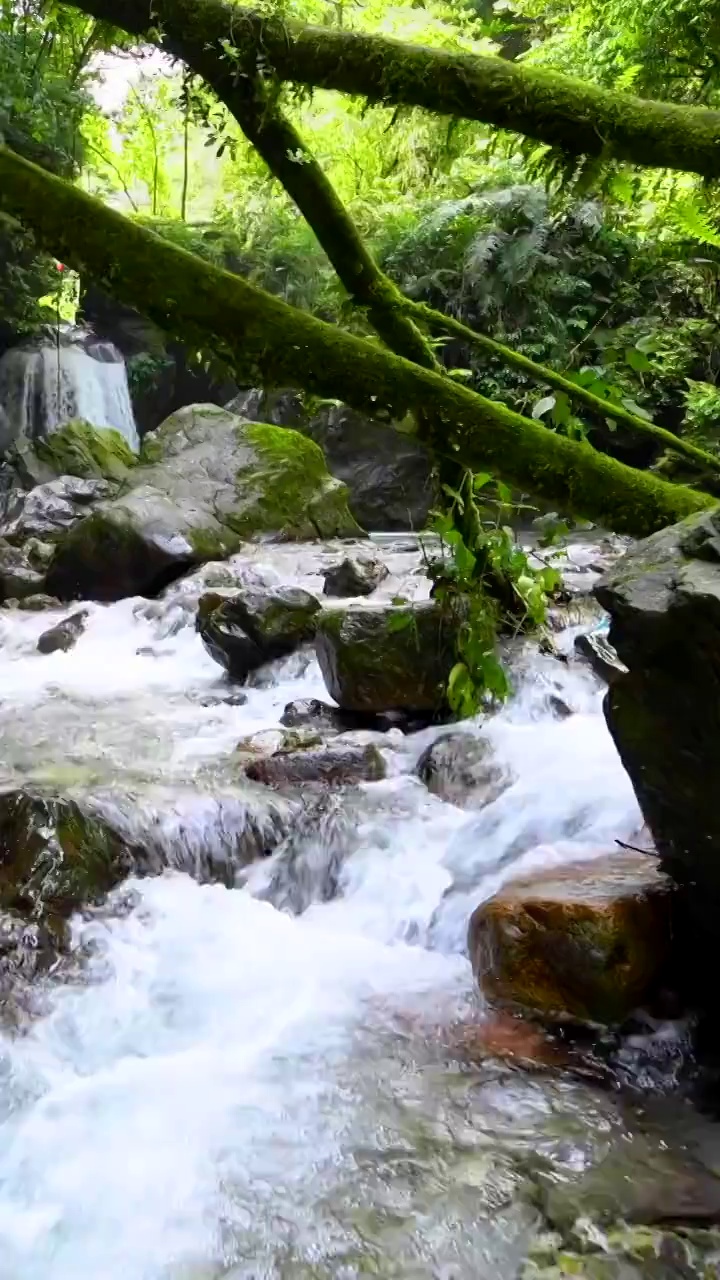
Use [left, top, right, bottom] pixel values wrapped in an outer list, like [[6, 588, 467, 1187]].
[[0, 329, 139, 453], [0, 536, 664, 1279]]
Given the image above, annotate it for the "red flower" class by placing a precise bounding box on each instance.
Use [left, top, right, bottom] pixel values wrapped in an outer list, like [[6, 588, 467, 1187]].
[[56, 263, 65, 272]]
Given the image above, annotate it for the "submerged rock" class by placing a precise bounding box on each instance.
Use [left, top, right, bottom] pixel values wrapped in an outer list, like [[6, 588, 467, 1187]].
[[45, 405, 361, 601], [417, 731, 513, 809], [198, 587, 321, 681], [323, 554, 389, 597], [595, 506, 720, 1016], [245, 743, 386, 788], [315, 600, 456, 714], [469, 852, 672, 1025], [37, 609, 88, 654]]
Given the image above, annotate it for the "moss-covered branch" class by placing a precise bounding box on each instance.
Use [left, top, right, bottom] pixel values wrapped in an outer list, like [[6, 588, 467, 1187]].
[[406, 299, 720, 474], [1, 144, 712, 538], [195, 74, 438, 370], [64, 0, 720, 178]]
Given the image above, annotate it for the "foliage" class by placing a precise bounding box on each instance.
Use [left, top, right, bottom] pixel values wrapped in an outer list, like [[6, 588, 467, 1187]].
[[429, 473, 561, 716]]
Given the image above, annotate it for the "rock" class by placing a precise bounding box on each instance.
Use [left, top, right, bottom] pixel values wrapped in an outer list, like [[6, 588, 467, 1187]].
[[595, 507, 720, 1016], [323, 554, 389, 597], [32, 419, 137, 481], [468, 852, 672, 1025], [0, 474, 113, 544], [0, 541, 45, 601], [315, 600, 457, 714], [227, 391, 436, 531], [245, 743, 386, 788], [198, 587, 321, 681], [45, 405, 361, 601], [575, 626, 627, 683], [417, 731, 513, 809], [0, 789, 141, 951], [280, 698, 346, 734], [36, 609, 88, 654], [303, 404, 436, 532], [19, 593, 62, 611]]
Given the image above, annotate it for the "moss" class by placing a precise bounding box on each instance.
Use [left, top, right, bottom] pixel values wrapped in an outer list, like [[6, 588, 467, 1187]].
[[36, 419, 137, 481], [64, 0, 720, 180], [187, 524, 241, 560], [230, 422, 362, 539], [0, 144, 712, 539]]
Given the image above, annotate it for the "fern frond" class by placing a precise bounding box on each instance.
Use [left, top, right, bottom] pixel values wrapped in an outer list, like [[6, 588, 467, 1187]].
[[670, 197, 720, 249]]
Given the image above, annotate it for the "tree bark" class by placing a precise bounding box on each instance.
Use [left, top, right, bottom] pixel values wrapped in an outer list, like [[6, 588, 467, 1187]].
[[63, 0, 720, 178], [0, 145, 711, 539]]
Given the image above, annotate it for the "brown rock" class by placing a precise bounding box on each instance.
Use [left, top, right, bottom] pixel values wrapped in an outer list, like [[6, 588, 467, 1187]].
[[245, 743, 385, 788], [37, 609, 88, 654], [468, 852, 672, 1025]]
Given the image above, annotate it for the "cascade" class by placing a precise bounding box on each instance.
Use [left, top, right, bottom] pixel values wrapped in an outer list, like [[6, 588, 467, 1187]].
[[0, 325, 139, 453]]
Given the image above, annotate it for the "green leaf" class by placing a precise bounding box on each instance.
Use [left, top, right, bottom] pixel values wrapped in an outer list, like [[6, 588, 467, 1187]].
[[625, 347, 652, 373], [532, 394, 556, 419], [387, 610, 413, 633]]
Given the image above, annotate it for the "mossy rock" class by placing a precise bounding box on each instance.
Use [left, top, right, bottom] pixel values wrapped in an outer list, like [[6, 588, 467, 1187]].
[[0, 788, 139, 948], [198, 586, 321, 680], [469, 852, 672, 1025], [139, 404, 362, 541], [315, 600, 456, 714], [36, 419, 137, 481]]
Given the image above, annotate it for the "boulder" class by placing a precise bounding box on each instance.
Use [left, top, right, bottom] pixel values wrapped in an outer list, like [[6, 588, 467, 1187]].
[[45, 405, 361, 601], [0, 789, 141, 951], [198, 587, 321, 681], [32, 419, 137, 481], [37, 609, 88, 654], [0, 541, 44, 601], [280, 697, 347, 735], [468, 852, 672, 1025], [574, 624, 627, 684], [315, 600, 457, 714], [227, 391, 436, 531], [19, 593, 62, 612], [245, 743, 386, 788], [417, 731, 513, 809], [595, 506, 720, 1015], [0, 475, 113, 545], [323, 554, 389, 598]]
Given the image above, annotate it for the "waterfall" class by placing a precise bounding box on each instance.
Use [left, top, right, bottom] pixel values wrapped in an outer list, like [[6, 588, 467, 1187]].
[[0, 326, 139, 453]]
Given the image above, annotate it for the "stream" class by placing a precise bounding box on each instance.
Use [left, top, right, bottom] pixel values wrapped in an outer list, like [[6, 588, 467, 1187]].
[[0, 534, 694, 1279]]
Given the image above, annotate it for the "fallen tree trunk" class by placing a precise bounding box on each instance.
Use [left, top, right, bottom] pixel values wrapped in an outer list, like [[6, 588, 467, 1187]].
[[63, 0, 720, 178], [0, 145, 712, 537]]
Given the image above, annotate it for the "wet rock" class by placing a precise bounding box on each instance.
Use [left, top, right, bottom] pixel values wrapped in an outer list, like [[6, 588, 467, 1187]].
[[522, 1226, 720, 1280], [245, 742, 386, 788], [19, 593, 62, 611], [280, 697, 346, 734], [198, 587, 321, 681], [539, 1139, 720, 1234], [323, 554, 389, 597], [595, 506, 720, 1016], [469, 852, 672, 1025], [575, 626, 627, 683], [228, 391, 436, 531], [315, 600, 457, 714], [0, 789, 142, 951], [45, 405, 360, 601], [192, 688, 248, 708], [0, 540, 45, 601], [30, 419, 137, 481], [36, 609, 88, 654], [0, 474, 113, 544], [417, 731, 513, 809]]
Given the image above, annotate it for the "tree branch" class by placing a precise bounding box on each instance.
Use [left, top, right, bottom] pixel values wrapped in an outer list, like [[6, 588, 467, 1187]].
[[62, 0, 720, 178], [0, 144, 712, 539]]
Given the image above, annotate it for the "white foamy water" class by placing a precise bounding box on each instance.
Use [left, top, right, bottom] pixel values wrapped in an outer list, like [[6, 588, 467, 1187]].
[[0, 537, 645, 1279]]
